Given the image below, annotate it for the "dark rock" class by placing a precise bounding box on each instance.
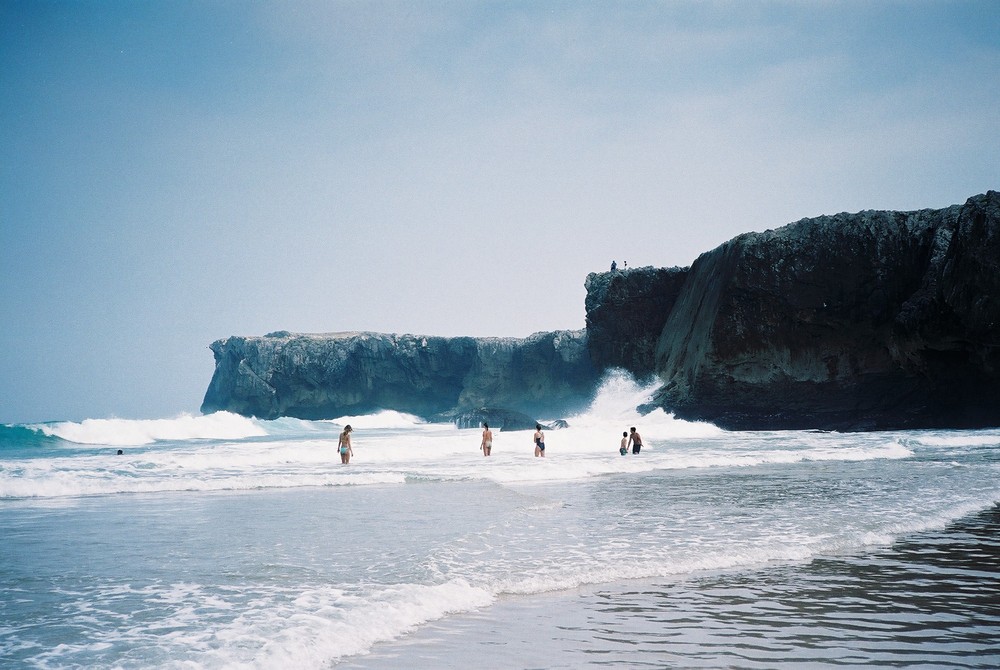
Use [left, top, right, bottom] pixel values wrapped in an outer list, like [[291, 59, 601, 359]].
[[652, 191, 1000, 430], [584, 266, 688, 378], [634, 402, 659, 416], [451, 407, 539, 432], [201, 330, 598, 421]]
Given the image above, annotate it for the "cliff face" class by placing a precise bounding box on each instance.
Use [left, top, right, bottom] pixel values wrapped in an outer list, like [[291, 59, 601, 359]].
[[203, 191, 999, 430], [201, 330, 597, 420], [584, 266, 688, 379], [650, 191, 1000, 430]]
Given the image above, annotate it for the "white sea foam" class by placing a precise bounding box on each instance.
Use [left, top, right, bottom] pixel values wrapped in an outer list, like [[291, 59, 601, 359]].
[[0, 372, 984, 534], [0, 463, 407, 499], [94, 579, 495, 670], [566, 369, 724, 439], [34, 412, 267, 446], [3, 404, 921, 501], [904, 431, 1000, 447], [323, 410, 426, 430]]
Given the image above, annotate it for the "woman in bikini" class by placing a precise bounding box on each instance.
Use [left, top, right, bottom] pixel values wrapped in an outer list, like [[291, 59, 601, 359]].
[[481, 422, 493, 457], [338, 425, 354, 464]]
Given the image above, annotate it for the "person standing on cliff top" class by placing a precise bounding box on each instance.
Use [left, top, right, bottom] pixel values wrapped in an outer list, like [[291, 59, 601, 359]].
[[534, 424, 545, 457], [628, 426, 643, 454], [338, 425, 353, 464], [481, 422, 493, 457]]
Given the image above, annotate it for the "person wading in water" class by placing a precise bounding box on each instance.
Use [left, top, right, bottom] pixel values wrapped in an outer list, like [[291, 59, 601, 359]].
[[534, 424, 545, 457], [338, 425, 354, 464], [628, 426, 643, 454], [481, 422, 493, 456]]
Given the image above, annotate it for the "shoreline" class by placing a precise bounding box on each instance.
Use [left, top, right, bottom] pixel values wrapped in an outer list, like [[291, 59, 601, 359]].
[[341, 504, 1000, 668]]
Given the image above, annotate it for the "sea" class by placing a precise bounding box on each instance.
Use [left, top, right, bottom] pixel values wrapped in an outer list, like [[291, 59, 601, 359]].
[[1, 371, 998, 669]]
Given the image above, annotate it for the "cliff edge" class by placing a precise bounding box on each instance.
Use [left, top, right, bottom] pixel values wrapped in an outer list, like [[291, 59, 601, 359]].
[[647, 191, 1000, 430], [201, 330, 597, 420], [584, 266, 688, 379]]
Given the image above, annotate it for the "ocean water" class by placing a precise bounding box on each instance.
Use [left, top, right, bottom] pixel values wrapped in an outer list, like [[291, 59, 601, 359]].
[[1, 372, 998, 669]]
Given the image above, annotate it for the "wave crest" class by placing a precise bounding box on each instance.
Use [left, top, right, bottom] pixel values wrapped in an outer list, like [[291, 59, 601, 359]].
[[323, 410, 426, 430], [33, 412, 267, 446]]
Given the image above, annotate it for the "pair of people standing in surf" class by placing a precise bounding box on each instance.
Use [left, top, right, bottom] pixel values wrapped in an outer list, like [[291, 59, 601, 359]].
[[620, 426, 643, 455], [479, 422, 546, 457]]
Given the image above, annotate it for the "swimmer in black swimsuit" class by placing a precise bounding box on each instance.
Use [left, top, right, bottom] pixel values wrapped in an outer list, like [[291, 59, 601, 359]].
[[533, 424, 545, 457], [628, 426, 642, 454]]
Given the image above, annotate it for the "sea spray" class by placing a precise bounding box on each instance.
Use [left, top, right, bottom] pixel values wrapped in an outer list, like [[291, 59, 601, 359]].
[[566, 369, 724, 440]]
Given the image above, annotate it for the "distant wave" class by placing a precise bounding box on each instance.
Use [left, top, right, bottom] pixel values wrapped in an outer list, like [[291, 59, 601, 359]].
[[31, 412, 267, 446], [321, 410, 427, 430], [0, 423, 65, 451]]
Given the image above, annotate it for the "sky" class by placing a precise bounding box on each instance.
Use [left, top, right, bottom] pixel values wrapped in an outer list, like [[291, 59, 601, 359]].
[[2, 1, 999, 423]]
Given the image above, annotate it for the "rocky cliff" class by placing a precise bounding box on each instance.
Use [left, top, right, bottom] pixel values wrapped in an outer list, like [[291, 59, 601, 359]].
[[203, 191, 999, 431], [584, 266, 689, 379], [649, 191, 1000, 430], [201, 330, 597, 421]]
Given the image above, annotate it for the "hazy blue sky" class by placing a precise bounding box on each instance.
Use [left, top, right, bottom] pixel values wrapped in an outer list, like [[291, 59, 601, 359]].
[[2, 1, 999, 423]]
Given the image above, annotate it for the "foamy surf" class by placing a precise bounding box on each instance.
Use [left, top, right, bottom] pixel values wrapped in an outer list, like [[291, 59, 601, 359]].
[[125, 579, 496, 670], [4, 371, 1000, 669], [33, 412, 268, 446], [0, 371, 930, 501]]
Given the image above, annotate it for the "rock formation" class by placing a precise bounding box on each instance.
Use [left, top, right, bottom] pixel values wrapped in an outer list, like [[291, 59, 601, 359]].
[[201, 330, 597, 421], [584, 266, 688, 379], [648, 191, 1000, 430], [450, 407, 549, 431], [202, 191, 999, 431]]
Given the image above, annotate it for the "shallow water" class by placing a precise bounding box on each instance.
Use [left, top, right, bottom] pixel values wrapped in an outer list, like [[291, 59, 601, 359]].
[[344, 505, 1000, 669], [2, 375, 999, 668]]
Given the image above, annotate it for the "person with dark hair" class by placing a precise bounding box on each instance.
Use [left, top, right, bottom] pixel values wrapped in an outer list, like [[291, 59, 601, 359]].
[[481, 422, 493, 456], [533, 424, 545, 457], [338, 425, 354, 464], [628, 426, 643, 454], [619, 432, 628, 455]]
